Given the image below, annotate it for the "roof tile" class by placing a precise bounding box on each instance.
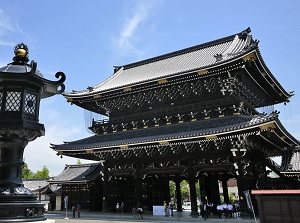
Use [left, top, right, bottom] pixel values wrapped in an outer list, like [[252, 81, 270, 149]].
[[66, 31, 252, 96], [52, 115, 274, 151]]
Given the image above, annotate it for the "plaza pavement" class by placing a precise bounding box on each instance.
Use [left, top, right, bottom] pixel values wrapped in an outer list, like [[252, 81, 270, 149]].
[[45, 210, 260, 223]]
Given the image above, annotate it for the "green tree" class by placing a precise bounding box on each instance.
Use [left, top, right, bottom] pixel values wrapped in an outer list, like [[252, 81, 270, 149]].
[[169, 181, 176, 199], [196, 181, 200, 200], [33, 166, 50, 178], [170, 180, 201, 204], [180, 180, 190, 201], [77, 159, 82, 164], [22, 162, 34, 179], [220, 193, 236, 204], [220, 195, 224, 204], [229, 192, 236, 203]]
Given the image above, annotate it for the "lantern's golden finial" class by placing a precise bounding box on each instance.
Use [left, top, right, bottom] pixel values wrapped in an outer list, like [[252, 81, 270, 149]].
[[13, 43, 29, 63]]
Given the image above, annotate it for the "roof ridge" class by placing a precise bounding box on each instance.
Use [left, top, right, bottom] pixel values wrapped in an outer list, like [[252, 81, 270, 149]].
[[121, 28, 251, 70], [65, 163, 99, 168]]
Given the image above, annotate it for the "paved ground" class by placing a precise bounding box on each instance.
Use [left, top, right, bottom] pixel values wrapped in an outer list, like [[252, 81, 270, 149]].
[[45, 211, 260, 223]]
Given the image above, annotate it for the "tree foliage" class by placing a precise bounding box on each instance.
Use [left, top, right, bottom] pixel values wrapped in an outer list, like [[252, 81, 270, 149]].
[[33, 166, 50, 178], [77, 159, 82, 164], [229, 192, 236, 203], [22, 164, 50, 179], [170, 180, 202, 202], [22, 162, 34, 179], [169, 180, 176, 198], [180, 180, 190, 200]]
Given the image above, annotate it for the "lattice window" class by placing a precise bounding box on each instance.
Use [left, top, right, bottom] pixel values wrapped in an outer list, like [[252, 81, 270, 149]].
[[0, 92, 3, 111], [24, 92, 37, 115], [5, 91, 21, 111]]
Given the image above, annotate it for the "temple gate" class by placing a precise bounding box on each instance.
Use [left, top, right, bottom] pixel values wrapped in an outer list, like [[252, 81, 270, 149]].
[[51, 28, 300, 215]]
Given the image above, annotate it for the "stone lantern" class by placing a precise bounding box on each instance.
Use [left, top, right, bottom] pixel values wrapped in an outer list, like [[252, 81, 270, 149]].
[[0, 43, 66, 222]]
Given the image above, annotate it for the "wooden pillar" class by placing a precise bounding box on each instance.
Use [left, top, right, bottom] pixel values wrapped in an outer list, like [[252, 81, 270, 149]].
[[209, 174, 221, 205], [174, 180, 182, 212], [222, 178, 229, 204], [102, 165, 108, 212], [134, 162, 143, 208], [231, 147, 248, 213], [199, 175, 207, 202], [187, 157, 199, 215], [203, 173, 220, 207], [236, 175, 247, 213]]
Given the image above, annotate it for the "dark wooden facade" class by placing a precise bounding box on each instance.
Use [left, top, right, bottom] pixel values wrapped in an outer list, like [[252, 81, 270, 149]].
[[252, 190, 300, 223], [51, 28, 300, 215]]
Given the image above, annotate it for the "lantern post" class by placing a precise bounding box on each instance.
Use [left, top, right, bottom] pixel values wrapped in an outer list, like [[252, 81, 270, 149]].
[[0, 43, 66, 222]]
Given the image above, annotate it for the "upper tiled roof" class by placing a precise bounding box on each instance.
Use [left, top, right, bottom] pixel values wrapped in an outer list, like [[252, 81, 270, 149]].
[[52, 114, 282, 151], [48, 163, 101, 184], [65, 28, 254, 97]]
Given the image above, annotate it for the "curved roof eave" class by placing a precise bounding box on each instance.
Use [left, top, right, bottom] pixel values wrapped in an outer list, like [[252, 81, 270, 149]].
[[52, 116, 289, 153], [0, 60, 66, 99], [273, 117, 300, 146], [254, 50, 293, 100]]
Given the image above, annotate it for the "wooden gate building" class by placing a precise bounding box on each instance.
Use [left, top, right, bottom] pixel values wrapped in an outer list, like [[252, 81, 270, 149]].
[[51, 28, 300, 214]]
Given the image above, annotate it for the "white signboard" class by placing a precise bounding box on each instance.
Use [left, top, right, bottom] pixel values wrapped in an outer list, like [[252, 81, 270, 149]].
[[153, 206, 165, 216], [64, 196, 68, 209]]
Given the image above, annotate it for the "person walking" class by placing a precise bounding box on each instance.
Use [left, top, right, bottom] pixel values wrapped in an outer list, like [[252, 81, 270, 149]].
[[72, 205, 76, 218], [76, 203, 81, 218], [227, 203, 233, 217], [121, 202, 125, 213], [203, 202, 208, 220], [137, 207, 143, 219], [169, 201, 173, 217], [116, 202, 120, 213], [217, 203, 224, 218], [163, 201, 168, 216]]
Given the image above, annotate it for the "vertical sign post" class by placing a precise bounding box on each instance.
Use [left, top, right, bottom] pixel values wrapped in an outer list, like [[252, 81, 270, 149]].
[[243, 190, 257, 223], [64, 196, 69, 219]]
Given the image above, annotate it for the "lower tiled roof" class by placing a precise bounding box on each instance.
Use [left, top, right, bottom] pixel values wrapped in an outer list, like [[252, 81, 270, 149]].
[[52, 115, 276, 151], [23, 178, 49, 192], [281, 146, 300, 173], [48, 163, 101, 184]]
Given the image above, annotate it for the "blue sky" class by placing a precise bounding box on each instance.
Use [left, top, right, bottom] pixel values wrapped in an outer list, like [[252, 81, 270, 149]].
[[0, 0, 299, 176]]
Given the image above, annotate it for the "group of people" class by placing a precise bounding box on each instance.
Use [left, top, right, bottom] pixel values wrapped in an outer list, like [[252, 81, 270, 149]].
[[199, 201, 240, 220], [216, 202, 240, 218], [71, 200, 240, 220], [116, 202, 125, 213], [71, 203, 81, 218], [130, 200, 240, 220], [163, 201, 174, 217]]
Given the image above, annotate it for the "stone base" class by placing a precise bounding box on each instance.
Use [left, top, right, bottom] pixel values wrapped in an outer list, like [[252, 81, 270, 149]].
[[0, 187, 46, 222], [0, 201, 46, 222], [23, 220, 55, 223]]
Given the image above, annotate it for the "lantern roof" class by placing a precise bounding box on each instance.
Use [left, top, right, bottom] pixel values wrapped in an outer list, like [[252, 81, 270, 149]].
[[0, 43, 66, 99]]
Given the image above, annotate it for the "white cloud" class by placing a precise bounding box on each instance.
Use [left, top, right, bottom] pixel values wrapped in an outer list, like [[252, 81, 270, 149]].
[[0, 39, 15, 47], [0, 9, 15, 48], [23, 98, 92, 177], [0, 8, 31, 48], [118, 6, 147, 48], [24, 119, 91, 177], [115, 1, 160, 55], [0, 9, 14, 34]]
